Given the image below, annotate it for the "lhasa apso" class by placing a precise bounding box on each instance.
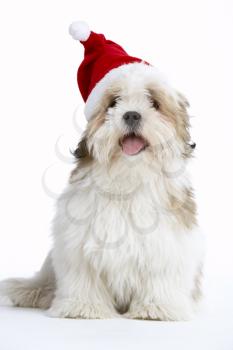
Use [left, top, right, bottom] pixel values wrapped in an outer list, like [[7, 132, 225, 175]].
[[0, 22, 204, 321]]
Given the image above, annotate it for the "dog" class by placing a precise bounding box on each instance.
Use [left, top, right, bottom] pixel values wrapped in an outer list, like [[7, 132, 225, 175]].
[[0, 22, 204, 321]]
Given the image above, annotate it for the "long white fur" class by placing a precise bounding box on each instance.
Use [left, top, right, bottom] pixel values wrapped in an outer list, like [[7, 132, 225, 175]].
[[0, 65, 204, 320]]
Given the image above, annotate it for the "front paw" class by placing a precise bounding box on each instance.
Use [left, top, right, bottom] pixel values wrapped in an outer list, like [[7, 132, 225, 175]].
[[125, 301, 193, 321], [48, 298, 114, 319], [0, 295, 13, 307], [124, 303, 159, 320]]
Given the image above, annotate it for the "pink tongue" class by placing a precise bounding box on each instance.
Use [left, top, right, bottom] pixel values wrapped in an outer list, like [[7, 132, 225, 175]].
[[122, 135, 146, 155]]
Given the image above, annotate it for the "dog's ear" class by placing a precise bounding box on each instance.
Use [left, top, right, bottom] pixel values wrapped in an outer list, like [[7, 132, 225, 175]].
[[72, 135, 90, 159], [175, 91, 197, 152], [70, 135, 92, 183], [176, 91, 190, 110]]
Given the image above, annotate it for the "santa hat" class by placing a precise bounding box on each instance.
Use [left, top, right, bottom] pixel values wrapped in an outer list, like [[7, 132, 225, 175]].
[[69, 21, 151, 121]]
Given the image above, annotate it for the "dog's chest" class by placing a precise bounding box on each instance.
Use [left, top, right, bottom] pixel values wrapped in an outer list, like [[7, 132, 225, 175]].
[[78, 179, 177, 270], [59, 168, 198, 309], [63, 162, 187, 273]]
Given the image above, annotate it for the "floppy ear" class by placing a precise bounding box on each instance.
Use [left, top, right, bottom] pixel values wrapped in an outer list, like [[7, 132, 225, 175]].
[[176, 91, 190, 110], [176, 91, 196, 151], [70, 134, 93, 183], [72, 101, 107, 161], [72, 134, 90, 159]]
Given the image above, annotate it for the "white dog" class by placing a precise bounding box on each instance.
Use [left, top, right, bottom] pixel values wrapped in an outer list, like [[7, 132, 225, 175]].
[[0, 22, 204, 320]]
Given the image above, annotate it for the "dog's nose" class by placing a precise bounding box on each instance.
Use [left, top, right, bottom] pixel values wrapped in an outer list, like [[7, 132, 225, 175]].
[[123, 111, 141, 128]]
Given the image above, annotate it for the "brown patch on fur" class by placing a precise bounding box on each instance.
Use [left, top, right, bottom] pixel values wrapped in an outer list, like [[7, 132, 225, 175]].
[[88, 87, 121, 128], [176, 91, 190, 109], [86, 108, 106, 138], [168, 187, 197, 229], [147, 86, 197, 229], [70, 134, 92, 182], [148, 87, 193, 158], [69, 94, 112, 183], [72, 135, 89, 159]]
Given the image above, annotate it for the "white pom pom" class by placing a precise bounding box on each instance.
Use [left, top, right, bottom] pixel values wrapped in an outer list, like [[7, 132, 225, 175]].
[[69, 21, 91, 42]]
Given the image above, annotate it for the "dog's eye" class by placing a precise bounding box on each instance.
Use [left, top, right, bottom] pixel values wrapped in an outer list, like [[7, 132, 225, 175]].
[[152, 99, 160, 110], [108, 97, 119, 109]]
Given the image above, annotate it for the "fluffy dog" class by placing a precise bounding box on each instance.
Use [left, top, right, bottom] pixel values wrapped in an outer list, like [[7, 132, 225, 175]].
[[0, 23, 204, 320]]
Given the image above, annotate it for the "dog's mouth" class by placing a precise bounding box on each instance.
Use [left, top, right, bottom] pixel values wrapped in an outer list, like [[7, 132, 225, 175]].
[[120, 133, 148, 156]]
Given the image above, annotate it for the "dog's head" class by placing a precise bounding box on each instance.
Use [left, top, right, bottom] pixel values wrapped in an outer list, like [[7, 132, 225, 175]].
[[74, 63, 193, 167]]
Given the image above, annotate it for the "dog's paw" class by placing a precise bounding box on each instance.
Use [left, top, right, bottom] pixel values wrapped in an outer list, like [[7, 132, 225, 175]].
[[0, 281, 13, 307], [125, 301, 193, 321], [47, 298, 114, 319], [124, 303, 160, 320], [0, 295, 13, 307], [156, 303, 193, 321]]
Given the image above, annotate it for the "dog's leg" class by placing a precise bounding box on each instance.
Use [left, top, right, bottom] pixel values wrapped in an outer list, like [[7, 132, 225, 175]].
[[125, 273, 195, 321], [48, 250, 116, 319], [0, 252, 55, 309]]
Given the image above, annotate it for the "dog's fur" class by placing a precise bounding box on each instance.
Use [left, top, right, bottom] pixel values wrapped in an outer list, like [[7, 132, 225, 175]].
[[0, 63, 204, 320]]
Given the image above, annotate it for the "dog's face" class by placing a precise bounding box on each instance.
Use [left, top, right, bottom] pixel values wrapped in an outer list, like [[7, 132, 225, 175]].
[[75, 65, 192, 167]]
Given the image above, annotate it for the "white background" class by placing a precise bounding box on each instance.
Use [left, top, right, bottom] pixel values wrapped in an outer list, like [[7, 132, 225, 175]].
[[0, 0, 233, 349]]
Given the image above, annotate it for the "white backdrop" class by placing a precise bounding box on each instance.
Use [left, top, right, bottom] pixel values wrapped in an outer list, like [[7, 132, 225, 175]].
[[0, 0, 233, 349]]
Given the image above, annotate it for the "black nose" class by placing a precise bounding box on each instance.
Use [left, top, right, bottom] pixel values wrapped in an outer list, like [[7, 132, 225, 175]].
[[123, 111, 141, 128]]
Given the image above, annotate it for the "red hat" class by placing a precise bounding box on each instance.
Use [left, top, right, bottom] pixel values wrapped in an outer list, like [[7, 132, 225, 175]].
[[69, 21, 151, 120]]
